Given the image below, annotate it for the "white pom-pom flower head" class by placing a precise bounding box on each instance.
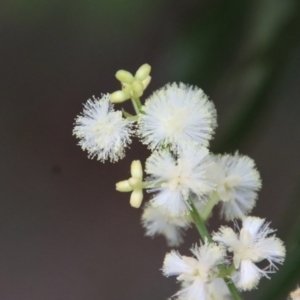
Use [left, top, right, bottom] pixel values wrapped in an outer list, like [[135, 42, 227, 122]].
[[213, 216, 286, 291], [73, 95, 133, 163], [211, 152, 262, 220], [145, 146, 215, 216], [162, 241, 225, 300], [138, 82, 217, 152]]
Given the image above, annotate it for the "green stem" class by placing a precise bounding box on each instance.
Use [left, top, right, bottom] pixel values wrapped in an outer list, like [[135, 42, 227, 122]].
[[131, 98, 140, 115], [133, 97, 142, 109], [127, 115, 139, 122], [189, 199, 243, 300], [224, 278, 243, 300], [189, 201, 212, 242], [200, 192, 220, 220], [218, 264, 235, 278]]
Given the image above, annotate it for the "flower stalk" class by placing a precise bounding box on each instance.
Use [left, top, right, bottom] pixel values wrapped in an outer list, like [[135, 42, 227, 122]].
[[189, 200, 212, 242], [131, 98, 140, 115], [200, 192, 219, 220], [189, 199, 243, 300]]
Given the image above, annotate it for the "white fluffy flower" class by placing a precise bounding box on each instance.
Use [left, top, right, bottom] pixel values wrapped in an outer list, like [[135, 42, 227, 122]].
[[141, 203, 191, 247], [162, 241, 225, 300], [213, 216, 286, 291], [145, 146, 215, 215], [211, 153, 261, 220], [138, 82, 217, 152], [73, 95, 133, 162]]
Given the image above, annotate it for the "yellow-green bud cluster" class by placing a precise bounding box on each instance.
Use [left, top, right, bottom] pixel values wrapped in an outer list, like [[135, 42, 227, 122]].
[[116, 160, 144, 208], [110, 64, 151, 103]]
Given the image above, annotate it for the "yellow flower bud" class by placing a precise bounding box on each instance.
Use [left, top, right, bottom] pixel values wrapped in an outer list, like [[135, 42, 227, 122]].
[[130, 189, 143, 208], [130, 160, 143, 179], [135, 64, 151, 81], [110, 91, 129, 103], [131, 81, 144, 98], [111, 64, 152, 104], [115, 70, 134, 84], [116, 180, 133, 192], [115, 160, 144, 208], [142, 76, 151, 89], [128, 177, 141, 189]]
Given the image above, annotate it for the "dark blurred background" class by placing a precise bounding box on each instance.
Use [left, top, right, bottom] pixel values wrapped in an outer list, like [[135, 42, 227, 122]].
[[1, 0, 300, 299]]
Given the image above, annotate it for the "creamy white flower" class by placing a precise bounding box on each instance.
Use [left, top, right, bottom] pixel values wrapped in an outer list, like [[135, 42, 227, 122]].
[[73, 95, 133, 162], [145, 146, 215, 215], [138, 82, 217, 152], [289, 287, 300, 300], [162, 241, 225, 300], [211, 153, 261, 220], [213, 216, 286, 291], [141, 203, 191, 247]]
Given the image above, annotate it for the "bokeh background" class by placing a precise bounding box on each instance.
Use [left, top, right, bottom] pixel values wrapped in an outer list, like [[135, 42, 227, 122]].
[[1, 0, 300, 299]]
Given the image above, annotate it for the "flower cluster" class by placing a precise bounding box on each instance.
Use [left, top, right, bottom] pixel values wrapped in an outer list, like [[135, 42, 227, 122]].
[[73, 63, 286, 300]]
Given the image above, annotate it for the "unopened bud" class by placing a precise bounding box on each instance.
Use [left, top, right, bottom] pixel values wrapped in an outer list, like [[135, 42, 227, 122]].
[[110, 91, 129, 103], [130, 189, 143, 208], [115, 70, 134, 84], [128, 177, 141, 189], [142, 76, 151, 89], [116, 180, 133, 192], [130, 160, 143, 179], [131, 81, 144, 98], [135, 64, 151, 81]]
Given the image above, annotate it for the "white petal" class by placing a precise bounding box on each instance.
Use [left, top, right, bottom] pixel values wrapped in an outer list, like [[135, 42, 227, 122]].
[[255, 236, 286, 265], [141, 203, 191, 247], [233, 260, 265, 291], [190, 242, 225, 272], [242, 216, 265, 238], [212, 226, 239, 252], [151, 188, 189, 215], [163, 251, 192, 277], [176, 278, 208, 300]]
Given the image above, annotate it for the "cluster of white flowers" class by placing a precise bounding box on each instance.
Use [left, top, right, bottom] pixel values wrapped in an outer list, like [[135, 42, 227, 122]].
[[73, 64, 286, 299]]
